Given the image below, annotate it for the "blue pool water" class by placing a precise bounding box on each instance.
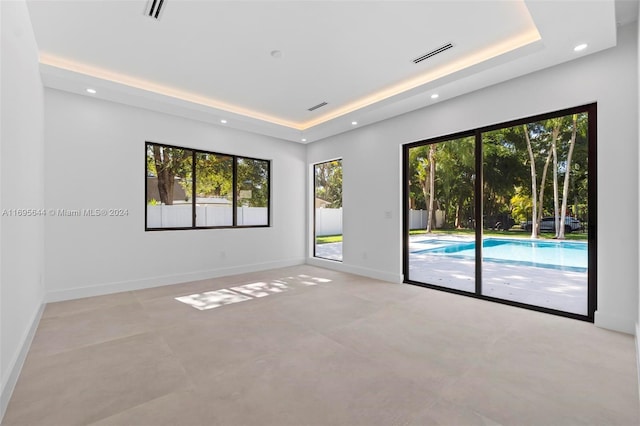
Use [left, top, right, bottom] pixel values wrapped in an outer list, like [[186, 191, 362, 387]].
[[412, 238, 587, 272]]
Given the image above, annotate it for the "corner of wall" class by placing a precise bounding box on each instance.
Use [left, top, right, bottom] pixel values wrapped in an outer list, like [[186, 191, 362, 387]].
[[594, 310, 636, 335], [306, 257, 403, 284], [46, 257, 306, 303], [0, 302, 45, 422]]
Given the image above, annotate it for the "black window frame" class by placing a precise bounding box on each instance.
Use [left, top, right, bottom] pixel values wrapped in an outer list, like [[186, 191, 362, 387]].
[[145, 141, 271, 231], [313, 159, 343, 262]]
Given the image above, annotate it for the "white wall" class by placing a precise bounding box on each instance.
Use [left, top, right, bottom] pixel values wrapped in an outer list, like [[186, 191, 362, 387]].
[[0, 0, 46, 419], [44, 89, 306, 301], [308, 22, 639, 334], [636, 2, 640, 386]]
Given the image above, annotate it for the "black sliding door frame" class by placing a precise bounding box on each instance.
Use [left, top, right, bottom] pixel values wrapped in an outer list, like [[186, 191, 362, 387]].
[[402, 103, 597, 322]]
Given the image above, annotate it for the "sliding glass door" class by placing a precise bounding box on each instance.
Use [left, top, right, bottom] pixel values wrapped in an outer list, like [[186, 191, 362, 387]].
[[403, 104, 595, 320], [406, 135, 476, 292]]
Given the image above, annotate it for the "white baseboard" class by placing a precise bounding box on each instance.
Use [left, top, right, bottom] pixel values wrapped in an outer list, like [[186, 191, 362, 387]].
[[594, 310, 635, 335], [46, 258, 306, 303], [305, 258, 403, 283], [0, 302, 45, 423]]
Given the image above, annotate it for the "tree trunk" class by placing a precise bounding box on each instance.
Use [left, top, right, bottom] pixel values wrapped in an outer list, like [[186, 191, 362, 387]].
[[552, 134, 560, 238], [153, 145, 175, 205], [537, 148, 553, 230], [523, 124, 538, 238], [158, 170, 175, 205], [421, 178, 429, 231], [558, 114, 578, 240], [426, 145, 436, 232]]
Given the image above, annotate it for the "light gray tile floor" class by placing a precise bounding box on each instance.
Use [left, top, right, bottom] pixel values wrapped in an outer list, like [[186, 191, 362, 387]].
[[3, 265, 638, 426]]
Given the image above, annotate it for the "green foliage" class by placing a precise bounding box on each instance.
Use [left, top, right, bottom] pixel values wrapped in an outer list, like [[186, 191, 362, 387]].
[[315, 160, 342, 208], [181, 153, 233, 201], [237, 158, 269, 207], [409, 137, 474, 228], [147, 144, 270, 208], [146, 144, 192, 205], [406, 111, 589, 231], [510, 188, 532, 223]]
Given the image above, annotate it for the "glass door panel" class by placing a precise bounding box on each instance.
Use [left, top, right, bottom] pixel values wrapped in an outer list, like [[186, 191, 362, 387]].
[[481, 113, 589, 315], [407, 136, 476, 292]]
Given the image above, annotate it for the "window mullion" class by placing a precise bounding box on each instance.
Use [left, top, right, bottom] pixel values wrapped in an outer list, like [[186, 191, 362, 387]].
[[192, 151, 196, 228], [232, 156, 238, 227]]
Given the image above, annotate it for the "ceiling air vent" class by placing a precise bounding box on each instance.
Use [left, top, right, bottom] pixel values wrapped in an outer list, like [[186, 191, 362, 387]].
[[145, 0, 166, 20], [308, 102, 328, 112], [413, 43, 453, 64]]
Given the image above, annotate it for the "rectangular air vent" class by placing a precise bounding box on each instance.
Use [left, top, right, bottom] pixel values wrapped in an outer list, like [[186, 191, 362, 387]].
[[413, 43, 453, 64], [308, 102, 328, 112], [145, 0, 166, 20]]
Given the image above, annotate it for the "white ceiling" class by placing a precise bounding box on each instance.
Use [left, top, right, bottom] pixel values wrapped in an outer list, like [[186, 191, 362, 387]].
[[26, 0, 633, 143]]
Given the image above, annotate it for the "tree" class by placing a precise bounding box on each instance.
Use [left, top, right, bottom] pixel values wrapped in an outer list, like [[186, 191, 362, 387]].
[[482, 128, 525, 229], [437, 137, 475, 229], [523, 124, 539, 238], [147, 145, 192, 205], [315, 160, 342, 208], [536, 118, 562, 237], [237, 158, 269, 207], [409, 137, 475, 231], [557, 114, 578, 239], [194, 153, 233, 200], [426, 145, 436, 232]]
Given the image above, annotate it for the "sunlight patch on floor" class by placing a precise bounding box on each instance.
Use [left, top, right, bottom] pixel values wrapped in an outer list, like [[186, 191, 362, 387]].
[[175, 274, 332, 310]]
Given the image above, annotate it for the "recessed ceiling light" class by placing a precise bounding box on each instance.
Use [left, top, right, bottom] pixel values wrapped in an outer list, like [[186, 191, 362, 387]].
[[301, 138, 307, 142], [220, 119, 227, 124], [431, 93, 439, 99], [351, 121, 358, 126], [574, 43, 588, 52], [86, 88, 96, 94]]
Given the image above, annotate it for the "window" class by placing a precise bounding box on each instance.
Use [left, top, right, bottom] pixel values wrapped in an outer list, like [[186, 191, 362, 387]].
[[195, 152, 233, 227], [236, 158, 270, 226], [146, 142, 270, 230], [404, 104, 595, 321], [314, 159, 343, 261]]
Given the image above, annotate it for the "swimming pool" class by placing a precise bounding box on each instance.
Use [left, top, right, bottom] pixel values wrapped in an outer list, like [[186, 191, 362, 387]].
[[412, 237, 588, 272]]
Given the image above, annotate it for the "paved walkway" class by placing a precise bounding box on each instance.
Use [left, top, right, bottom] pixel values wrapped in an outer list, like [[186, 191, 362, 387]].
[[315, 242, 343, 261], [408, 234, 587, 315], [315, 235, 588, 315]]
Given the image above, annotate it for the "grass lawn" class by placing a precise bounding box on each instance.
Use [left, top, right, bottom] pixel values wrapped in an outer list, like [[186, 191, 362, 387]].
[[409, 228, 588, 241], [316, 235, 343, 244], [316, 229, 587, 244]]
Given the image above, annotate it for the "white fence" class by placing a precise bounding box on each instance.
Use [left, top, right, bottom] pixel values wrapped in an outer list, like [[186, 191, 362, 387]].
[[314, 208, 443, 236], [409, 209, 445, 230], [315, 208, 342, 236], [147, 205, 268, 228], [149, 205, 442, 231]]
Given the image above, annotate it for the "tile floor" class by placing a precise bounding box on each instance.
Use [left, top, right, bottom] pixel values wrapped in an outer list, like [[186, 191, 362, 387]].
[[2, 265, 639, 426]]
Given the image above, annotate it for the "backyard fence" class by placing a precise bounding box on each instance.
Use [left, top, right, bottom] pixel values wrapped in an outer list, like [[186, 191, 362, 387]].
[[149, 206, 444, 231], [315, 208, 342, 236], [314, 208, 442, 236], [409, 209, 445, 230], [147, 205, 268, 227]]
